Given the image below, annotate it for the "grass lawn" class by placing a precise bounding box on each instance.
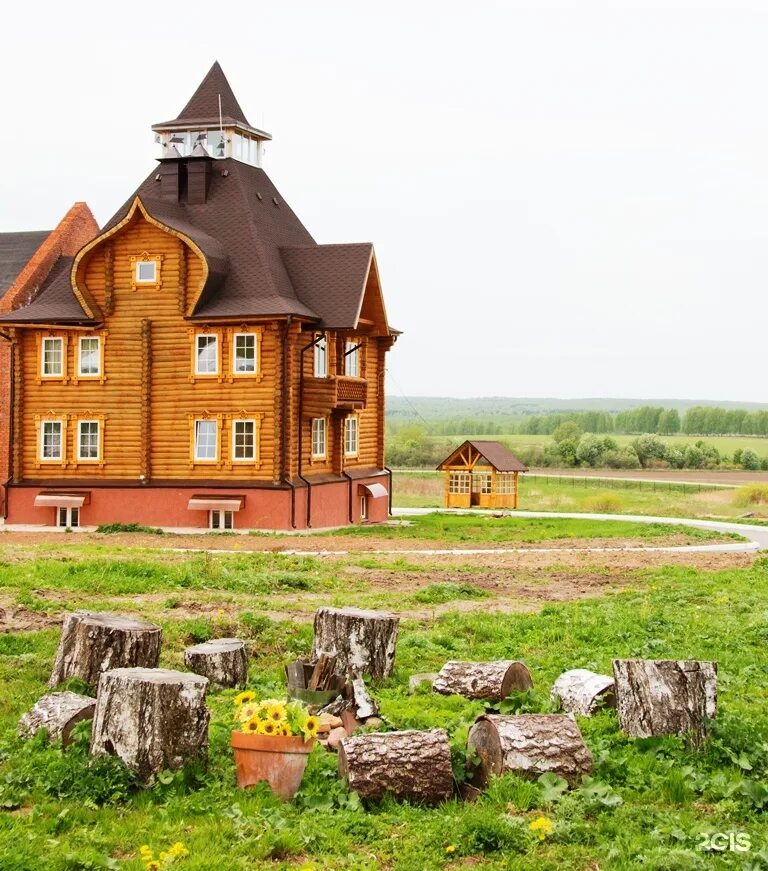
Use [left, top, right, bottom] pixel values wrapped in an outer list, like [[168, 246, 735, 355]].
[[0, 518, 766, 869], [393, 471, 766, 521]]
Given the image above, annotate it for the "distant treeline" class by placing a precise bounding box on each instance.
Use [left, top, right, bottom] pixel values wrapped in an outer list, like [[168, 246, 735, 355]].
[[418, 406, 768, 438]]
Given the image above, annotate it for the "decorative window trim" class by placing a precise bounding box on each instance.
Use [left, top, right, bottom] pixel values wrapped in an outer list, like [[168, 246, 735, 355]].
[[344, 414, 359, 458], [38, 335, 67, 382], [75, 418, 105, 465], [229, 329, 263, 381], [344, 339, 361, 378], [310, 417, 327, 461], [130, 253, 163, 290], [192, 331, 222, 379], [230, 418, 259, 464], [36, 416, 67, 466], [74, 334, 106, 383], [191, 416, 221, 465], [313, 333, 328, 378]]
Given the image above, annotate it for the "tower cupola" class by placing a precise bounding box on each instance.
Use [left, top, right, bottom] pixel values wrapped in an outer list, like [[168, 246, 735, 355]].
[[151, 61, 271, 166]]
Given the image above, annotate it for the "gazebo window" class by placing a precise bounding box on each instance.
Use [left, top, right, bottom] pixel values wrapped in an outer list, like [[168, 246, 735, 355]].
[[471, 472, 492, 495], [497, 473, 516, 494], [448, 472, 470, 494]]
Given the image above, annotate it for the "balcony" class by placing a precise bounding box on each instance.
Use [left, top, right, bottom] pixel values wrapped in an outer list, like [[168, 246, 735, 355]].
[[303, 376, 367, 416]]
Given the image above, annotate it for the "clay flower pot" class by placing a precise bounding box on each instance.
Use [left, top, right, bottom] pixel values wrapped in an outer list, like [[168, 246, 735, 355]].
[[231, 731, 315, 800]]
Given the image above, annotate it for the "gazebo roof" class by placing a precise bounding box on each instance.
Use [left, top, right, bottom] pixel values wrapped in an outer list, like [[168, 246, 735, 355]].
[[437, 440, 529, 473]]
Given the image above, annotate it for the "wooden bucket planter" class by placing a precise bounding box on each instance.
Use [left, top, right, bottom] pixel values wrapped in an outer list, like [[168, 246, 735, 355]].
[[231, 732, 315, 800]]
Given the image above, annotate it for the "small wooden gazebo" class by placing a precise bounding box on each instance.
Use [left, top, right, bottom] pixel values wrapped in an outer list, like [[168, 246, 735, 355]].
[[437, 440, 528, 509]]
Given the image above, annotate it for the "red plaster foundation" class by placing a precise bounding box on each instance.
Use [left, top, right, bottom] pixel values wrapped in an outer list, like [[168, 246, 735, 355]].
[[5, 475, 390, 531]]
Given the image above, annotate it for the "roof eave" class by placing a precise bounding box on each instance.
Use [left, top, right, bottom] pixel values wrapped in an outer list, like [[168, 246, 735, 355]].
[[151, 120, 272, 141]]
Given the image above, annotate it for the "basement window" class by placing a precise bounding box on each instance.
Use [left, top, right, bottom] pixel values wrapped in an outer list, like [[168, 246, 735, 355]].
[[57, 506, 80, 528], [210, 510, 234, 530]]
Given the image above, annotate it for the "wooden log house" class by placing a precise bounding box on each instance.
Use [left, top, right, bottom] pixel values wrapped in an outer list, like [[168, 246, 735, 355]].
[[437, 440, 527, 509], [0, 63, 398, 530]]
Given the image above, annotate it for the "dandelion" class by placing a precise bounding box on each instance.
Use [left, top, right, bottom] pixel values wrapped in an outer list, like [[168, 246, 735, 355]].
[[528, 816, 554, 841], [167, 842, 188, 858], [234, 690, 256, 707], [145, 862, 161, 871], [445, 844, 456, 853]]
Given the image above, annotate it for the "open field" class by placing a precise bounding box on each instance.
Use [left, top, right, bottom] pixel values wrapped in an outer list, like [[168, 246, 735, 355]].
[[1, 515, 767, 869], [393, 471, 768, 521]]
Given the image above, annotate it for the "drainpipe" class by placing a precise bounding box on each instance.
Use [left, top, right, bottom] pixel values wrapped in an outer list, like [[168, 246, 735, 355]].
[[0, 331, 12, 520], [342, 468, 354, 523], [298, 332, 323, 528], [280, 317, 297, 529], [384, 465, 393, 517]]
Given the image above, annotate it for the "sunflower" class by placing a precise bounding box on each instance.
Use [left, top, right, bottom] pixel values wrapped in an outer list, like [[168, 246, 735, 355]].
[[259, 720, 278, 736], [302, 716, 320, 739], [243, 716, 261, 734], [266, 702, 288, 723], [253, 702, 271, 721], [234, 690, 256, 707], [237, 703, 258, 723]]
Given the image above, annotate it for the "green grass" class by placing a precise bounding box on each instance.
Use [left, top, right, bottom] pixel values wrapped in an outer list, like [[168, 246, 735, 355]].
[[1, 548, 768, 868]]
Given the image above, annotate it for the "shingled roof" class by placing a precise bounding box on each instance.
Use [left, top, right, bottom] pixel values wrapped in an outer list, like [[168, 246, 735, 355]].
[[2, 257, 94, 324], [0, 231, 50, 297], [437, 440, 529, 473]]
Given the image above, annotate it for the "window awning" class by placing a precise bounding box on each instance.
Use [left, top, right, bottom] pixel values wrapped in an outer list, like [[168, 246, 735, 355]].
[[358, 483, 388, 499], [188, 497, 244, 512], [34, 494, 86, 509]]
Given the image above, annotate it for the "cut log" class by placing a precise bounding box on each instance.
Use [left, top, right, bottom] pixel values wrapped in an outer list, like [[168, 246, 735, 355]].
[[90, 667, 210, 782], [312, 607, 399, 680], [433, 660, 533, 702], [612, 659, 717, 746], [183, 638, 248, 688], [467, 714, 593, 787], [351, 677, 379, 720], [48, 610, 162, 689], [551, 669, 615, 716], [308, 654, 338, 690], [339, 729, 454, 805], [18, 691, 96, 747]]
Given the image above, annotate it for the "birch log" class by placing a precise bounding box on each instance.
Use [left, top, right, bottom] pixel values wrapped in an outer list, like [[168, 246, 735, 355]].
[[49, 611, 162, 688], [551, 669, 615, 716], [338, 729, 454, 805], [18, 691, 96, 746], [612, 659, 717, 746], [433, 660, 533, 702], [312, 607, 399, 679], [184, 638, 248, 688], [467, 714, 593, 787], [90, 668, 210, 782]]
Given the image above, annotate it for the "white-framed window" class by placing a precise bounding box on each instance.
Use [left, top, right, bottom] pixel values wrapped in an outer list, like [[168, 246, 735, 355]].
[[194, 419, 218, 461], [345, 341, 360, 377], [344, 415, 358, 457], [210, 509, 233, 529], [233, 333, 257, 374], [77, 420, 100, 461], [232, 419, 256, 461], [135, 261, 157, 283], [497, 473, 517, 494], [57, 506, 80, 528], [471, 472, 492, 495], [41, 337, 63, 377], [448, 472, 471, 494], [313, 334, 327, 377], [311, 418, 327, 459], [78, 336, 100, 376], [40, 420, 63, 460], [195, 334, 219, 375]]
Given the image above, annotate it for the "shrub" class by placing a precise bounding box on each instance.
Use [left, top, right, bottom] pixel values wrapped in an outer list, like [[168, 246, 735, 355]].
[[582, 494, 623, 513], [95, 522, 164, 535], [741, 449, 761, 471], [632, 434, 667, 468], [733, 485, 768, 507]]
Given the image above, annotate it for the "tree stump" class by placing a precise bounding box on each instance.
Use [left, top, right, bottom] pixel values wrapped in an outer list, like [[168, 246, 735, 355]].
[[90, 668, 210, 782], [338, 728, 453, 805], [433, 660, 533, 702], [312, 607, 399, 680], [18, 691, 96, 747], [49, 610, 162, 689], [468, 714, 593, 787], [551, 669, 615, 716], [612, 659, 717, 746], [184, 638, 248, 688]]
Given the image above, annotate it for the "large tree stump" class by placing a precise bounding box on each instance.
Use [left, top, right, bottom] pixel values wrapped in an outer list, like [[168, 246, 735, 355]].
[[612, 659, 717, 746], [90, 668, 210, 782], [433, 660, 533, 702], [312, 607, 399, 680], [338, 728, 453, 805], [18, 691, 96, 747], [551, 669, 615, 716], [468, 714, 592, 787], [49, 610, 162, 689], [184, 638, 248, 688]]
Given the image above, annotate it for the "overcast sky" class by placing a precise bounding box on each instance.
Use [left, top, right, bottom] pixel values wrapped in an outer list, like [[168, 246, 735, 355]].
[[1, 1, 766, 402]]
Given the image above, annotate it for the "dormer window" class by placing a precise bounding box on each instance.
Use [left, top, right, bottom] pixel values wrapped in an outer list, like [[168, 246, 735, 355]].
[[136, 261, 156, 283], [130, 254, 162, 289]]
